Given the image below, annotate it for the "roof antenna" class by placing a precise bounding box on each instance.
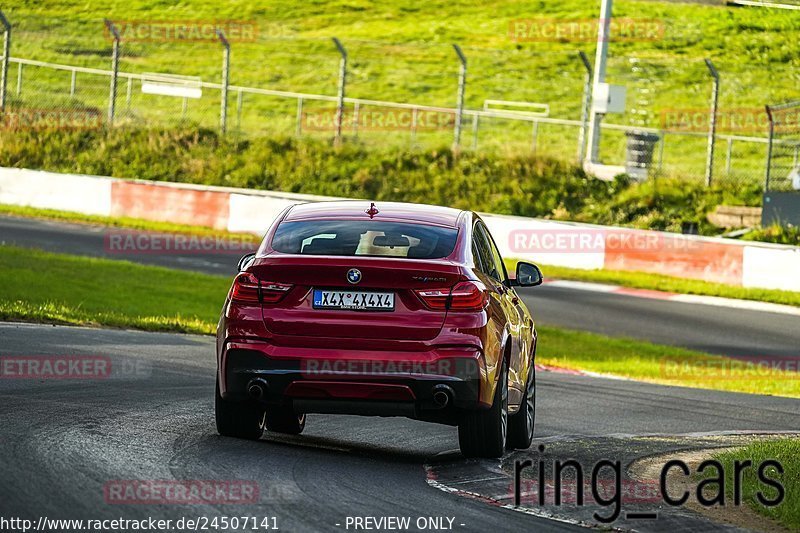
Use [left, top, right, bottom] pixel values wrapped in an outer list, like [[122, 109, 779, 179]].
[[365, 202, 379, 218]]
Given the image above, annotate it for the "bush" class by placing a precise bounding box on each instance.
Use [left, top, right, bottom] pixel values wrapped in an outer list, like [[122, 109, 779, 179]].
[[0, 127, 774, 240]]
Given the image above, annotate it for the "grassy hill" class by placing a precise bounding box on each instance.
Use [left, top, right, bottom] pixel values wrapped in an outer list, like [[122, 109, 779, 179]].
[[2, 0, 798, 179]]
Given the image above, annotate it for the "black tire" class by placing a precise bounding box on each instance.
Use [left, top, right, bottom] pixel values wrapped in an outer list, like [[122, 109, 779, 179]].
[[458, 359, 508, 458], [507, 364, 535, 450], [215, 381, 266, 440], [265, 408, 306, 435]]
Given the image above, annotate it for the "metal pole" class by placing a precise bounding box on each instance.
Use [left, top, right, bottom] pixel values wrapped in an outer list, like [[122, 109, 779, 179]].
[[452, 44, 467, 153], [531, 121, 539, 153], [657, 131, 665, 174], [125, 76, 132, 110], [295, 97, 303, 137], [704, 59, 719, 187], [70, 69, 77, 96], [726, 138, 733, 177], [104, 19, 120, 125], [410, 107, 418, 148], [471, 114, 479, 150], [765, 105, 774, 191], [577, 51, 593, 163], [0, 10, 10, 114], [236, 89, 243, 131], [585, 0, 612, 165], [15, 61, 21, 96], [332, 38, 347, 147], [217, 30, 230, 134], [352, 101, 360, 137]]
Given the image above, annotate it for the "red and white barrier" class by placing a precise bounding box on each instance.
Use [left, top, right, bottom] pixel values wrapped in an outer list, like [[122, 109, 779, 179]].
[[0, 167, 798, 292]]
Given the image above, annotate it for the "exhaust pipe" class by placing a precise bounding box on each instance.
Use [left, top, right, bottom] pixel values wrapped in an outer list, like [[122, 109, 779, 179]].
[[247, 378, 269, 400], [432, 384, 455, 408]]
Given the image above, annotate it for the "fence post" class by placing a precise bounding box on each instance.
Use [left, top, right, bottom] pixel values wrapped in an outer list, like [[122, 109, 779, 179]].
[[295, 97, 303, 137], [531, 121, 539, 154], [352, 101, 360, 137], [332, 38, 347, 147], [577, 51, 593, 164], [704, 59, 719, 187], [765, 105, 774, 191], [0, 10, 10, 115], [410, 107, 418, 148], [70, 69, 77, 96], [217, 30, 230, 134], [15, 61, 21, 96], [471, 114, 479, 150], [452, 44, 467, 153], [725, 137, 733, 177], [236, 88, 243, 132], [104, 19, 120, 125]]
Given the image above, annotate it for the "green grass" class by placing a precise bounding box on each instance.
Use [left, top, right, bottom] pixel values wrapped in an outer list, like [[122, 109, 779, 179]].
[[2, 201, 798, 311], [712, 439, 800, 530], [1, 0, 797, 178], [2, 244, 799, 397], [0, 245, 230, 335], [506, 259, 800, 307], [536, 325, 800, 398]]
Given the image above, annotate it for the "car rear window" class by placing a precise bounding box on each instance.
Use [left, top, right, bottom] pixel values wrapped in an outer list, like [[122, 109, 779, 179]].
[[271, 220, 459, 259]]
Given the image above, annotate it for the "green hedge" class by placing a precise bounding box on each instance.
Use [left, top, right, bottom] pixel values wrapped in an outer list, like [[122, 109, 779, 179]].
[[0, 127, 788, 242]]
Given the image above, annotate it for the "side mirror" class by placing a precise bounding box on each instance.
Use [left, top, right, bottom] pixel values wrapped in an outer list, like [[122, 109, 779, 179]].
[[515, 261, 543, 287], [237, 252, 256, 272]]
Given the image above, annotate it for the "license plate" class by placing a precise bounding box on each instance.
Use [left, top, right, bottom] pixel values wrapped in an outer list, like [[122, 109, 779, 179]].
[[312, 289, 395, 311]]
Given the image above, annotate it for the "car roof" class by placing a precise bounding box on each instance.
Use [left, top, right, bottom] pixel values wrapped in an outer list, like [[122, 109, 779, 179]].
[[283, 201, 466, 228]]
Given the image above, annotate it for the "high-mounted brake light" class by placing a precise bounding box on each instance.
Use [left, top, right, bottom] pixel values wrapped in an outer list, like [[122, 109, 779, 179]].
[[231, 272, 292, 304], [415, 281, 488, 312]]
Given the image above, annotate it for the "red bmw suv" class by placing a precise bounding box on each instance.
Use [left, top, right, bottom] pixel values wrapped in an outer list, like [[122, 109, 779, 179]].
[[215, 201, 542, 457]]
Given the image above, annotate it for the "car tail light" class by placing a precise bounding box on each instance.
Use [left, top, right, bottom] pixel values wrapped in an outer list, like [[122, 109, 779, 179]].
[[415, 281, 488, 312], [448, 281, 489, 311], [414, 288, 450, 311], [231, 272, 292, 305]]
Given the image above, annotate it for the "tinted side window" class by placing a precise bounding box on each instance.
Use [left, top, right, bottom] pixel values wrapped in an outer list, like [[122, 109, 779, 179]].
[[476, 222, 507, 282], [473, 223, 500, 281], [484, 225, 508, 283]]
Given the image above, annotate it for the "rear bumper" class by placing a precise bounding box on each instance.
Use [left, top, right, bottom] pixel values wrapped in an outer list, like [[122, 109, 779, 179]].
[[219, 340, 488, 421]]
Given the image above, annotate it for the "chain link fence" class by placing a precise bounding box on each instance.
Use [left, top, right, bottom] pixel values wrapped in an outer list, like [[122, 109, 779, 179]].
[[0, 11, 791, 188]]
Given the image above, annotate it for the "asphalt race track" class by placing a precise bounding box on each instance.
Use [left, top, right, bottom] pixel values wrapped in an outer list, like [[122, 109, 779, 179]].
[[2, 323, 799, 532], [1, 214, 800, 531], [1, 214, 798, 361]]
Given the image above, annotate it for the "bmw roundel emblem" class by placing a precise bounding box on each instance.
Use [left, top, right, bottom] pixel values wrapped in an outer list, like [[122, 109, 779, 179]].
[[346, 268, 362, 284]]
